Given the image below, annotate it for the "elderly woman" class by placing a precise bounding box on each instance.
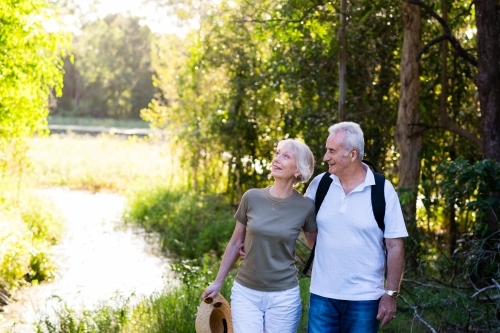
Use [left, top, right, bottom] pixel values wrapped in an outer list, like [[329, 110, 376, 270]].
[[202, 139, 318, 333]]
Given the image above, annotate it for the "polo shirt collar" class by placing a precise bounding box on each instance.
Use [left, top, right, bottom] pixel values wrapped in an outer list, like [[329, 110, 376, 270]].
[[329, 162, 376, 192]]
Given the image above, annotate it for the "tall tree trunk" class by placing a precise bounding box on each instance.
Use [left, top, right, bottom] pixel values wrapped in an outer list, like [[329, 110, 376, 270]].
[[440, 0, 458, 255], [338, 0, 347, 121], [396, 1, 422, 263], [475, 0, 500, 236]]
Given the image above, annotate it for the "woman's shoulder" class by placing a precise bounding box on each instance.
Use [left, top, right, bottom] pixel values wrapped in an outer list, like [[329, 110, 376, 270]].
[[243, 188, 267, 199]]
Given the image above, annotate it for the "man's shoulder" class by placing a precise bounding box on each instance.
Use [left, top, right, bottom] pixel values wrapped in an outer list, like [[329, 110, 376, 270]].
[[311, 172, 329, 184]]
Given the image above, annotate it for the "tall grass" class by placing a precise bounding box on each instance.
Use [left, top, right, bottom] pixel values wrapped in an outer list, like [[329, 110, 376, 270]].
[[35, 255, 236, 333], [27, 134, 184, 193]]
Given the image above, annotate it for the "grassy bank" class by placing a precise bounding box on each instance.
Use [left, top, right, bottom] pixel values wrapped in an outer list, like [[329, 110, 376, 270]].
[[124, 188, 236, 259], [0, 179, 64, 295]]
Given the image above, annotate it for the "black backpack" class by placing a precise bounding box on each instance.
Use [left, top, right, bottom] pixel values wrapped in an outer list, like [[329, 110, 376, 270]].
[[301, 160, 386, 275]]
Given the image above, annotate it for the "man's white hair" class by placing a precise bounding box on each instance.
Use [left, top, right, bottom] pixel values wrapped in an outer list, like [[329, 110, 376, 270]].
[[328, 122, 365, 160]]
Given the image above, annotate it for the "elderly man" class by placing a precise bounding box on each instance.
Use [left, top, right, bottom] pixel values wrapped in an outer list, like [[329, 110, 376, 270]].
[[305, 122, 408, 333]]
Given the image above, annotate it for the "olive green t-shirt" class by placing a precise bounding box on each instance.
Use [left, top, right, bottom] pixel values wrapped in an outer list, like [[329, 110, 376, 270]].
[[234, 187, 317, 292]]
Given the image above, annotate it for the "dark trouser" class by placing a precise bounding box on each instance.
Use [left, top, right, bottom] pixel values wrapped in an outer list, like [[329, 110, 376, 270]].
[[308, 293, 380, 333]]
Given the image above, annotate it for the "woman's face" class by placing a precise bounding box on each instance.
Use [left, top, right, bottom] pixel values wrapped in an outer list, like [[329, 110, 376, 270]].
[[270, 144, 298, 181]]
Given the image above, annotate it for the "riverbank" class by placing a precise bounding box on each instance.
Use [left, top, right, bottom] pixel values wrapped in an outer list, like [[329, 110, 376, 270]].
[[0, 188, 177, 333]]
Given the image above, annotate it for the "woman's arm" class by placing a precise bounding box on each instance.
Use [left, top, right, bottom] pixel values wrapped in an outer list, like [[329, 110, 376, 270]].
[[201, 221, 246, 298]]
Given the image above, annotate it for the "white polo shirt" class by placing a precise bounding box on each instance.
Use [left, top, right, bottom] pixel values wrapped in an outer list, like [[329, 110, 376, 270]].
[[304, 164, 408, 300]]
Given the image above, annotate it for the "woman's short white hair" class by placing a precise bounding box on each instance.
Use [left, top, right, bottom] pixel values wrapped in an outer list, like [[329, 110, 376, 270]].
[[277, 139, 315, 184], [328, 122, 365, 160]]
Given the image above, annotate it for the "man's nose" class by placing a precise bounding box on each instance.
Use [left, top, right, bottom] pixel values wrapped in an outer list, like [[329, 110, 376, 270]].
[[323, 153, 330, 161]]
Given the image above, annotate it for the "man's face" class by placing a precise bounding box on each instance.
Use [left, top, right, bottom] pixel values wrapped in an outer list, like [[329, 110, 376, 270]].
[[323, 132, 353, 177]]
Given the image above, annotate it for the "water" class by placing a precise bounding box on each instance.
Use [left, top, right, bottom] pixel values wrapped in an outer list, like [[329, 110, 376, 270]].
[[0, 188, 176, 332]]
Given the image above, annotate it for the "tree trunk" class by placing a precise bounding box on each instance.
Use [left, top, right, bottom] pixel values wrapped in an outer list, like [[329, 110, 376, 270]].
[[475, 0, 500, 236], [440, 0, 458, 256], [396, 1, 422, 262], [475, 0, 500, 163], [338, 0, 347, 121]]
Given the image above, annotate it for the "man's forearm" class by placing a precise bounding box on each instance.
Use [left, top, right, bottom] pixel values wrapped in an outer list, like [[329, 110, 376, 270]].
[[385, 238, 405, 291]]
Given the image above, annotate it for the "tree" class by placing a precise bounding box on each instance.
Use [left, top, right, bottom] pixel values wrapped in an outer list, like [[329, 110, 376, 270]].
[[54, 14, 157, 119], [395, 1, 422, 260], [475, 0, 500, 164], [406, 0, 499, 241], [0, 0, 69, 172]]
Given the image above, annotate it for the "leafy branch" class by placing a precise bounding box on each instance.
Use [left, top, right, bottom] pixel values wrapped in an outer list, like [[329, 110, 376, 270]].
[[405, 0, 478, 67]]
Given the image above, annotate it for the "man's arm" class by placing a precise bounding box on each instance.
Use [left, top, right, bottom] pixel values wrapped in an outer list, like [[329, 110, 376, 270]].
[[304, 230, 318, 249], [377, 237, 405, 327]]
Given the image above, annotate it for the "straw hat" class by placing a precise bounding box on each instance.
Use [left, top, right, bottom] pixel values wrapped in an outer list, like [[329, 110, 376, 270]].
[[195, 293, 234, 333]]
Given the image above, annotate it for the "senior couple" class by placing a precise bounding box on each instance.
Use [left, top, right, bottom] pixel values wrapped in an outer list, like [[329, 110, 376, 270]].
[[202, 121, 408, 333]]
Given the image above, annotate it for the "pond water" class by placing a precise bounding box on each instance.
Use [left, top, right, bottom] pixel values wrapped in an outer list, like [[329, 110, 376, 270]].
[[0, 188, 176, 333]]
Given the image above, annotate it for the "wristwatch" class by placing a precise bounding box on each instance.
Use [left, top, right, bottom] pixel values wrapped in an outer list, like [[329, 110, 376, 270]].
[[384, 290, 400, 299]]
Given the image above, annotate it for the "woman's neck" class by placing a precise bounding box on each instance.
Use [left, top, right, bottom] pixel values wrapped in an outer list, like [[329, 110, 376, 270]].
[[269, 181, 295, 198]]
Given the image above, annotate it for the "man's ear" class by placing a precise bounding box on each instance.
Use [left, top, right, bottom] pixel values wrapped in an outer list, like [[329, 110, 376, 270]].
[[350, 148, 358, 161]]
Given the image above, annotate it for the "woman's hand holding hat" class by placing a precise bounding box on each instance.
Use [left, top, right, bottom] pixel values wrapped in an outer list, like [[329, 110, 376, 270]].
[[202, 281, 223, 299]]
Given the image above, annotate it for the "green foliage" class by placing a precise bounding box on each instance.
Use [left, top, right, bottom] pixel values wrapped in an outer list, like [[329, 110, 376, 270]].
[[124, 187, 236, 259], [437, 158, 500, 236], [143, 0, 409, 199], [0, 183, 64, 291], [0, 0, 69, 172], [54, 14, 157, 120]]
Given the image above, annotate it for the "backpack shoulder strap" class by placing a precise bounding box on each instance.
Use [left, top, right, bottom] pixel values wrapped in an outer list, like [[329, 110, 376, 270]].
[[362, 159, 379, 173], [315, 172, 333, 213], [302, 173, 332, 275], [302, 169, 387, 276], [372, 172, 386, 232]]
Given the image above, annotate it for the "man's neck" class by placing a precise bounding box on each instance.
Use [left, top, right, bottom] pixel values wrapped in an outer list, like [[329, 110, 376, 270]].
[[337, 163, 367, 195]]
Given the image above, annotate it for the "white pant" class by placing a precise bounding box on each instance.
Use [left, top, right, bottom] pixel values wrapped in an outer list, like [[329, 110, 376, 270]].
[[230, 281, 302, 333]]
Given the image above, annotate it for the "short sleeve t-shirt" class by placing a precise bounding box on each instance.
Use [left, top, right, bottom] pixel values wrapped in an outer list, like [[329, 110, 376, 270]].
[[234, 187, 317, 292]]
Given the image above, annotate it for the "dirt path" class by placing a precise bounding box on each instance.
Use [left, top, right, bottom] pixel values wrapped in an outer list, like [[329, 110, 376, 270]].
[[0, 188, 176, 333]]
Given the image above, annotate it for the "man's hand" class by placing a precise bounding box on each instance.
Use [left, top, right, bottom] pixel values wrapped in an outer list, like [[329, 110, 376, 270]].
[[376, 294, 397, 327], [238, 243, 246, 260]]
